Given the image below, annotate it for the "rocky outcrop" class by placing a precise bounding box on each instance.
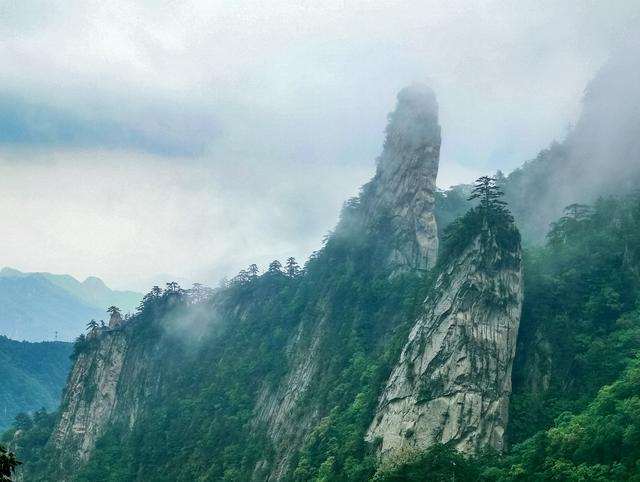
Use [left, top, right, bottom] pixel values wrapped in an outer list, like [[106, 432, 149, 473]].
[[21, 86, 453, 481], [253, 85, 442, 479], [50, 332, 128, 473], [42, 324, 163, 479], [360, 84, 440, 273], [367, 222, 523, 457]]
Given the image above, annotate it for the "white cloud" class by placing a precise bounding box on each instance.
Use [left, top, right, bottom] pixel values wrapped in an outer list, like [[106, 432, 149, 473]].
[[0, 0, 639, 288], [0, 149, 369, 290]]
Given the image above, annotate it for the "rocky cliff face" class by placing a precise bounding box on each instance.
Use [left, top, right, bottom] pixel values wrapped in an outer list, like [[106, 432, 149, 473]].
[[367, 222, 523, 458], [50, 332, 128, 470], [16, 86, 526, 481], [40, 324, 164, 480], [253, 85, 442, 479], [358, 84, 440, 273]]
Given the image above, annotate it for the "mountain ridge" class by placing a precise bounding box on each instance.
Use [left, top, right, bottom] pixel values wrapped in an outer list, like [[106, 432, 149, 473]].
[[0, 268, 142, 342]]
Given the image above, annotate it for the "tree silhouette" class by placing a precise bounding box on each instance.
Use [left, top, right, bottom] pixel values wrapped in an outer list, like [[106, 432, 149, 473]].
[[548, 203, 594, 245], [165, 282, 181, 293], [564, 203, 593, 221], [231, 270, 249, 285], [86, 319, 99, 333], [189, 283, 214, 303], [285, 257, 301, 277], [247, 264, 259, 279], [106, 306, 121, 316], [268, 260, 283, 274], [468, 175, 507, 214], [138, 286, 164, 313]]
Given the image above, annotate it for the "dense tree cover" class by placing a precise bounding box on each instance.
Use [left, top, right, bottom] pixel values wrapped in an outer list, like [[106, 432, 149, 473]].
[[489, 355, 640, 481], [0, 336, 72, 431], [438, 176, 520, 268], [8, 191, 640, 481], [369, 354, 640, 481], [371, 444, 480, 481], [510, 194, 640, 443], [1, 408, 55, 479]]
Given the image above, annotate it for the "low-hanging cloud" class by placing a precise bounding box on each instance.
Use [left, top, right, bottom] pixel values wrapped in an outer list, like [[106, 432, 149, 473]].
[[1, 1, 639, 290], [0, 148, 370, 290]]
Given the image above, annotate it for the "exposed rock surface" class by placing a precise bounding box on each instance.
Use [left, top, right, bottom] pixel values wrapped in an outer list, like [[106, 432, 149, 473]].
[[50, 332, 128, 473], [39, 325, 163, 480], [367, 224, 523, 457], [360, 84, 440, 273], [17, 86, 443, 482], [252, 85, 442, 479]]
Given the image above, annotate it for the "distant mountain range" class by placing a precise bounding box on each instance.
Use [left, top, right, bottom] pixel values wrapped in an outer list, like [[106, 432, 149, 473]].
[[0, 268, 142, 342]]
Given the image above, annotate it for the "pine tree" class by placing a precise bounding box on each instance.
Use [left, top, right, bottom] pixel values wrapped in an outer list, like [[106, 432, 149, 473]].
[[165, 282, 181, 293], [285, 257, 301, 277], [247, 264, 259, 279], [86, 319, 99, 333], [268, 260, 283, 274], [547, 203, 594, 245], [231, 270, 249, 285], [189, 283, 214, 303], [468, 175, 508, 213], [564, 203, 593, 221]]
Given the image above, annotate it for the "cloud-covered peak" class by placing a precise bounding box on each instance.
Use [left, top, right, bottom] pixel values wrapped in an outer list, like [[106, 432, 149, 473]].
[[384, 84, 440, 153]]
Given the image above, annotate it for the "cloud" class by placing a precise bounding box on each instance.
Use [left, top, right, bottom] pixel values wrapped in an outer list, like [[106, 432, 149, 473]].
[[0, 94, 216, 156], [0, 1, 639, 289], [0, 148, 369, 290]]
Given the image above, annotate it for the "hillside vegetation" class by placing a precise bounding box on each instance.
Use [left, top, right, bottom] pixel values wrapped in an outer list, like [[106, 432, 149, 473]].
[[0, 336, 72, 432]]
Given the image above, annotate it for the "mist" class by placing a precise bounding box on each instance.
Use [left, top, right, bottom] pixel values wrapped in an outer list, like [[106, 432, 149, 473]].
[[500, 42, 640, 241], [1, 1, 639, 289]]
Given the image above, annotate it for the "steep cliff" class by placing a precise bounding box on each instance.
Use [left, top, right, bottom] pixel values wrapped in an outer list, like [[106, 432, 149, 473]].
[[253, 84, 442, 479], [12, 86, 524, 482], [359, 84, 440, 273], [50, 331, 128, 468], [367, 212, 523, 458]]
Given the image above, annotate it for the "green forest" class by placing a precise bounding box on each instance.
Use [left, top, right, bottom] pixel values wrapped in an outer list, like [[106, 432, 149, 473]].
[[5, 184, 640, 481], [0, 337, 72, 432]]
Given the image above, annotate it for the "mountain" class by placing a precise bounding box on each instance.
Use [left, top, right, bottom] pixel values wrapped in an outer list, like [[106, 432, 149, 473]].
[[6, 85, 525, 481], [367, 207, 522, 457], [7, 61, 640, 481], [375, 193, 640, 479], [0, 336, 72, 432], [0, 268, 142, 342]]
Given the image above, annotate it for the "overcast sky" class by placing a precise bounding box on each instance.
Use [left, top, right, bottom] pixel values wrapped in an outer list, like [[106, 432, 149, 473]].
[[0, 0, 638, 291]]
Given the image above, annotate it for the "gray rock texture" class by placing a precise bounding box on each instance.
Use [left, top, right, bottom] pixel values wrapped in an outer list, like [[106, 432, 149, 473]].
[[367, 225, 523, 458], [50, 332, 128, 471], [253, 85, 443, 479], [361, 84, 441, 273]]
